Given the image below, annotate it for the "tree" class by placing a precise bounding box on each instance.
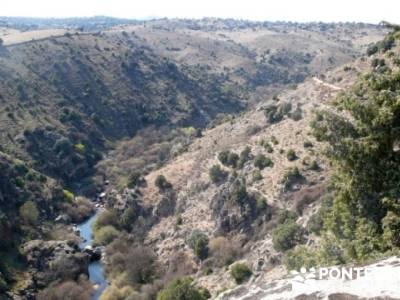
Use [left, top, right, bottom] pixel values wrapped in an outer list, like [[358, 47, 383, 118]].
[[209, 165, 227, 184], [310, 35, 400, 259], [277, 209, 298, 225], [281, 167, 302, 189], [187, 230, 209, 260], [157, 278, 210, 300], [237, 146, 252, 168], [19, 201, 39, 225], [284, 246, 317, 271], [230, 183, 248, 205], [155, 175, 172, 191], [218, 151, 239, 168], [253, 154, 273, 170], [272, 221, 305, 252], [127, 171, 142, 188], [230, 263, 252, 284], [286, 149, 297, 161]]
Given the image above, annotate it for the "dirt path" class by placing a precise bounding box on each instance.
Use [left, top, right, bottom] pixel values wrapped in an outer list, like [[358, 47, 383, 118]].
[[312, 77, 343, 91]]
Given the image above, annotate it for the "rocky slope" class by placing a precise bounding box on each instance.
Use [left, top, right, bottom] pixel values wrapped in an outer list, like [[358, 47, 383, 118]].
[[100, 31, 397, 298], [217, 256, 400, 299]]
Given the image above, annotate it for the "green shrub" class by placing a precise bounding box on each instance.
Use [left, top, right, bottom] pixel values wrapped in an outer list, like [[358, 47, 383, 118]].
[[277, 209, 298, 224], [284, 246, 317, 271], [218, 151, 230, 165], [307, 196, 332, 235], [230, 263, 252, 284], [176, 215, 183, 226], [264, 105, 283, 123], [19, 201, 39, 225], [272, 221, 305, 252], [120, 207, 136, 230], [271, 136, 279, 145], [209, 165, 228, 183], [157, 278, 210, 300], [256, 196, 268, 210], [303, 141, 313, 148], [286, 149, 297, 161], [127, 171, 142, 188], [187, 230, 209, 260], [254, 154, 273, 170], [309, 160, 319, 171], [281, 167, 302, 189], [14, 176, 25, 188], [93, 209, 119, 230], [93, 225, 119, 246], [237, 146, 251, 168], [307, 212, 324, 235], [218, 151, 239, 168], [262, 141, 273, 153], [366, 44, 378, 56], [63, 189, 75, 202], [155, 175, 172, 191], [74, 143, 86, 153], [230, 184, 248, 204], [252, 169, 263, 182]]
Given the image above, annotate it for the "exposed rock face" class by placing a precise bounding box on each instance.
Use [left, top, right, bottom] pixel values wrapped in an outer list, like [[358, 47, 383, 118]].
[[216, 256, 400, 300], [22, 240, 89, 288]]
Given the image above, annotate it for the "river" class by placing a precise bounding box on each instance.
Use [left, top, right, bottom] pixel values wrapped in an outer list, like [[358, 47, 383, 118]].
[[77, 211, 108, 300]]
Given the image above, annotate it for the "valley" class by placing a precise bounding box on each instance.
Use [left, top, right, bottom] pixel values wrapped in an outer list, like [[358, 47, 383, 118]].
[[1, 16, 399, 300]]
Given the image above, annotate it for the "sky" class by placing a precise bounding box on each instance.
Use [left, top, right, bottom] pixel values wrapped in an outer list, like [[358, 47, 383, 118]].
[[1, 0, 399, 24]]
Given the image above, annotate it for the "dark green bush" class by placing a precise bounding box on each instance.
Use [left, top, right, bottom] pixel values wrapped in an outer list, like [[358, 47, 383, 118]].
[[237, 146, 251, 168], [218, 151, 239, 168], [272, 221, 305, 252], [187, 230, 209, 260], [157, 277, 210, 300], [93, 225, 119, 246], [230, 263, 252, 284], [252, 169, 263, 182], [254, 154, 273, 170], [303, 141, 313, 148], [230, 184, 249, 204], [127, 171, 142, 188], [209, 165, 228, 183], [155, 175, 172, 191], [277, 209, 298, 224], [281, 167, 302, 189], [286, 149, 297, 161], [284, 246, 317, 271]]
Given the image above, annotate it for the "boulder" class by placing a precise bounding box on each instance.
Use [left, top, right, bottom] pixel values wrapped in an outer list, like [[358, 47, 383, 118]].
[[83, 245, 103, 261]]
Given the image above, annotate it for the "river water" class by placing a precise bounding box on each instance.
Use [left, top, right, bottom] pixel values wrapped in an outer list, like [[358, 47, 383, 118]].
[[77, 211, 108, 300]]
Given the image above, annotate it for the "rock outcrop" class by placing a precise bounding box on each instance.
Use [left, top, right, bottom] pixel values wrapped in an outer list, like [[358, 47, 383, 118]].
[[22, 240, 89, 288], [217, 256, 400, 300]]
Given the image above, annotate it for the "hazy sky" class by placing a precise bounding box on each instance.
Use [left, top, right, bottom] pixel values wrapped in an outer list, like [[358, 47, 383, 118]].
[[1, 0, 399, 23]]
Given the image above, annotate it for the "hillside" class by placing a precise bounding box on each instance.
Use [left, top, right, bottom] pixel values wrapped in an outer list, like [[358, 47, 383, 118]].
[[99, 47, 365, 298], [94, 26, 400, 300]]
